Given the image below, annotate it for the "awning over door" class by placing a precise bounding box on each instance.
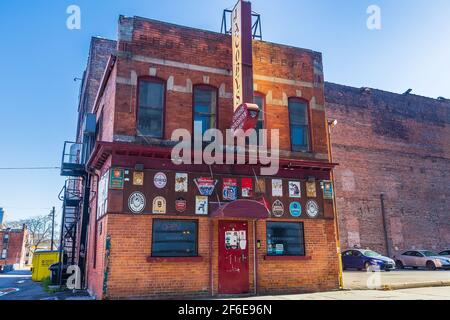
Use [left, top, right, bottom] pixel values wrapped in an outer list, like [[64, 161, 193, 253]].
[[210, 199, 270, 220]]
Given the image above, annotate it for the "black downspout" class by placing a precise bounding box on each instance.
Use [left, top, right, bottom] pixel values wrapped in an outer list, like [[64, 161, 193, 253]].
[[380, 193, 390, 257], [78, 173, 91, 289], [57, 194, 66, 286]]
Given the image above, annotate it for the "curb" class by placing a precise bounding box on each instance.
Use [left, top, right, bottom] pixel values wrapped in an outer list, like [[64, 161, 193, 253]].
[[381, 281, 450, 291]]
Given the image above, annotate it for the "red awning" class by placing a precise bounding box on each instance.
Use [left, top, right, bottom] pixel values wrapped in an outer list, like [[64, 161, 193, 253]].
[[209, 199, 270, 220]]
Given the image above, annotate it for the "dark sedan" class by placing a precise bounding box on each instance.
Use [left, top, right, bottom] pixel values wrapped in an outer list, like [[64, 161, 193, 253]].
[[342, 249, 396, 271]]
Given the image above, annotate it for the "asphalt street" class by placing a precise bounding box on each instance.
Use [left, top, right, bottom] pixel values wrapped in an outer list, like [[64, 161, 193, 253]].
[[0, 270, 50, 300]]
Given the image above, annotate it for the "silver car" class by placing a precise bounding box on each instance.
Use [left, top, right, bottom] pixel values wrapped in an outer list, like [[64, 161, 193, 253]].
[[439, 250, 450, 258], [394, 250, 450, 270]]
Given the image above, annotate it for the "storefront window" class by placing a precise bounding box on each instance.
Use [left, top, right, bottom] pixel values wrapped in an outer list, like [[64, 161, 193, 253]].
[[137, 78, 165, 138], [266, 222, 305, 256], [151, 220, 198, 257]]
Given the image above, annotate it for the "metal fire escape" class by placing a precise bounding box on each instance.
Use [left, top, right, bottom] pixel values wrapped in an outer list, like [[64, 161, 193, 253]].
[[58, 114, 96, 287], [58, 176, 83, 266]]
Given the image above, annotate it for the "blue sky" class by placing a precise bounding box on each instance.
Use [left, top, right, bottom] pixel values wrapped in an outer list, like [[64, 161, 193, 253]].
[[0, 0, 449, 221]]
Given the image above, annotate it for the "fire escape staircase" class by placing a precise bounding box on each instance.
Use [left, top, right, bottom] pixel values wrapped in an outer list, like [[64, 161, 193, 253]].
[[58, 178, 83, 266]]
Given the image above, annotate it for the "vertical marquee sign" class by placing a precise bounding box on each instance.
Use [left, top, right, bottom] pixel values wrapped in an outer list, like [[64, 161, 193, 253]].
[[232, 0, 254, 111]]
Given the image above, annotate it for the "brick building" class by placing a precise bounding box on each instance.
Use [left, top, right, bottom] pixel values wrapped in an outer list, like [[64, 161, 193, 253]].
[[326, 83, 450, 256], [59, 7, 450, 299], [60, 11, 341, 299], [0, 225, 29, 271]]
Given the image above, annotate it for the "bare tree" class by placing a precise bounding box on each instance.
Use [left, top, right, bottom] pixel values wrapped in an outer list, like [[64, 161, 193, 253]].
[[6, 214, 59, 254]]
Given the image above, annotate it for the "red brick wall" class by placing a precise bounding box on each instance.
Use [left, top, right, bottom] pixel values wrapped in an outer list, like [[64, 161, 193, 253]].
[[325, 82, 450, 255], [96, 215, 338, 299], [106, 16, 329, 162], [257, 219, 339, 294]]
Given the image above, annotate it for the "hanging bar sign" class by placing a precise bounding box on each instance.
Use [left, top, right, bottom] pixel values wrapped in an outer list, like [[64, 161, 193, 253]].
[[232, 0, 254, 111]]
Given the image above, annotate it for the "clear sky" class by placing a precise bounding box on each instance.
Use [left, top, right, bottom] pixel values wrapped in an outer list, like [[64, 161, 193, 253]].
[[0, 0, 449, 221]]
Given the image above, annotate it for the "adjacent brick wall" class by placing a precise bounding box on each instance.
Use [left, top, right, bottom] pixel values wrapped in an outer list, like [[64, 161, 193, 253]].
[[0, 228, 28, 267], [76, 37, 116, 142], [325, 82, 450, 255]]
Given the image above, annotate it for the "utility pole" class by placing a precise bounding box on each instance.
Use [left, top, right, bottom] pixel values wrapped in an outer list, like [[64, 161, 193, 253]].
[[50, 206, 55, 251]]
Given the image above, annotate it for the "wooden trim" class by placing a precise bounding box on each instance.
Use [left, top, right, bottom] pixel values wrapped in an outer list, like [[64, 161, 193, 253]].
[[146, 256, 204, 263], [263, 255, 312, 261]]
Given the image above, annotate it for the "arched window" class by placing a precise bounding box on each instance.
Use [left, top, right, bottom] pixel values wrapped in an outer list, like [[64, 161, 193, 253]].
[[137, 77, 165, 138], [193, 85, 217, 135], [288, 98, 310, 151]]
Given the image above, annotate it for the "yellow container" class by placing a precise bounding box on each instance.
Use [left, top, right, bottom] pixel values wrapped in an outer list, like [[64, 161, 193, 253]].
[[31, 251, 60, 282]]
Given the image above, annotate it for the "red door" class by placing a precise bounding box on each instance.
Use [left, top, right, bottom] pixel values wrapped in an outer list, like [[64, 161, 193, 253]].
[[218, 221, 249, 294]]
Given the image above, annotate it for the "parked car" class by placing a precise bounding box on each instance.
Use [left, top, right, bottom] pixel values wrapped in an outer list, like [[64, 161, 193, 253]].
[[342, 249, 396, 271], [394, 250, 450, 270], [438, 250, 450, 258]]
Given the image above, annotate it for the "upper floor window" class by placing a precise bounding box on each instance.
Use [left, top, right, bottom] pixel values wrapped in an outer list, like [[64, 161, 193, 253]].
[[137, 78, 165, 138], [193, 86, 217, 135], [253, 94, 265, 132], [288, 98, 310, 152]]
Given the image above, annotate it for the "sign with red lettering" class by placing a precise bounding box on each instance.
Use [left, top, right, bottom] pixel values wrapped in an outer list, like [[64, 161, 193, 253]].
[[223, 178, 238, 201], [231, 103, 260, 133], [241, 178, 253, 198]]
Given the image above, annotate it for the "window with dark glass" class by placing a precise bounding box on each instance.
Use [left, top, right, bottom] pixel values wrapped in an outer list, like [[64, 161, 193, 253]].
[[193, 86, 217, 135], [137, 79, 165, 137], [288, 98, 310, 151], [250, 94, 265, 145], [253, 94, 265, 132], [266, 222, 305, 256], [151, 220, 198, 257]]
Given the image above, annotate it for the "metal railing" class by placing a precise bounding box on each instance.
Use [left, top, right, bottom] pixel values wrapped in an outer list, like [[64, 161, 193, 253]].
[[61, 141, 85, 177]]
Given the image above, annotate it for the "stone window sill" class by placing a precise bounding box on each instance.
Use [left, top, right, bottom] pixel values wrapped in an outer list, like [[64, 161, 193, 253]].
[[146, 256, 204, 263], [263, 255, 312, 261]]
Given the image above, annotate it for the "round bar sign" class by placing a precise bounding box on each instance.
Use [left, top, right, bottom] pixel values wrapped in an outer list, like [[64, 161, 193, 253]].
[[128, 192, 146, 213]]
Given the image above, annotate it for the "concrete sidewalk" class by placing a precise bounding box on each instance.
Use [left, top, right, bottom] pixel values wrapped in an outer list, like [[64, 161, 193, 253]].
[[233, 286, 450, 300], [343, 270, 450, 290]]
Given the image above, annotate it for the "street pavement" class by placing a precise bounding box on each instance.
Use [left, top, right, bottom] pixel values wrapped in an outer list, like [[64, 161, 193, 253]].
[[0, 270, 91, 300], [0, 270, 50, 300], [1, 269, 449, 300]]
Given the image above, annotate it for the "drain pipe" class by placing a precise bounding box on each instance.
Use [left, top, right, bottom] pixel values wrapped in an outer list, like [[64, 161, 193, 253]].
[[209, 219, 214, 297], [253, 220, 257, 296], [380, 193, 390, 257]]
